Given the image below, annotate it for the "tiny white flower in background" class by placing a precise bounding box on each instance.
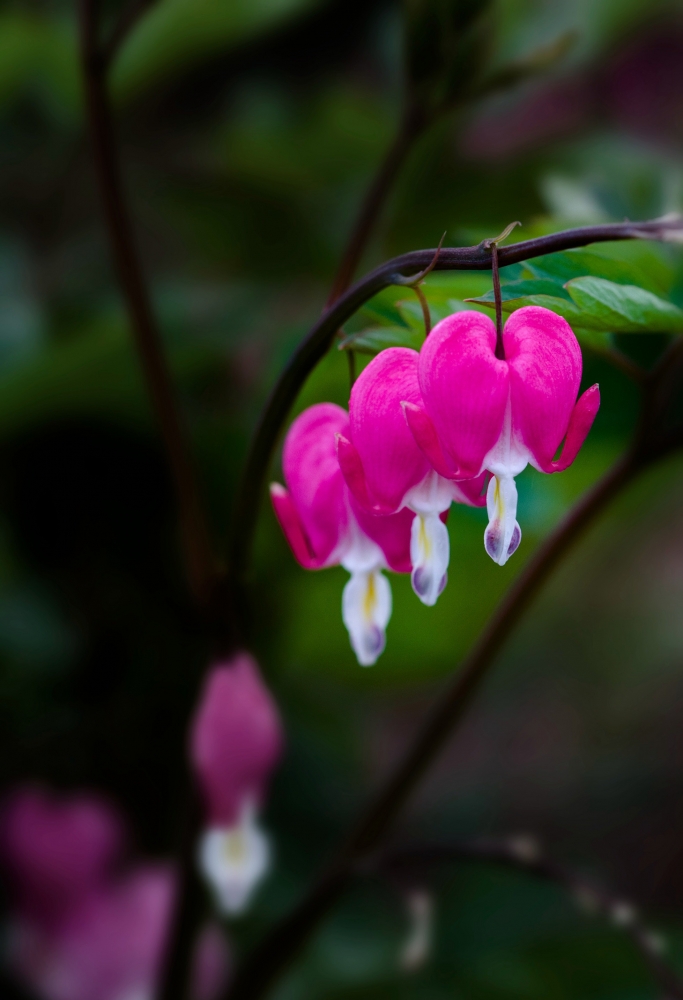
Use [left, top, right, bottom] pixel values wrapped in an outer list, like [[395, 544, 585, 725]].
[[399, 890, 433, 972], [198, 803, 270, 917]]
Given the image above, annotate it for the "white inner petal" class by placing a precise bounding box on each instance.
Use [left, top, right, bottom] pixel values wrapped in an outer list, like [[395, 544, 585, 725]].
[[403, 468, 455, 515], [410, 511, 449, 606], [341, 568, 391, 666], [484, 474, 522, 566], [483, 393, 531, 480], [197, 803, 270, 916]]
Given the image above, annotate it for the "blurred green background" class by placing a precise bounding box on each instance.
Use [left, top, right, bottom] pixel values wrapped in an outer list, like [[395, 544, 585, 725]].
[[3, 0, 683, 996]]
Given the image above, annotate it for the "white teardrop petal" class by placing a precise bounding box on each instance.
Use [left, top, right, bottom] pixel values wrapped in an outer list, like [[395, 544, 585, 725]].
[[342, 568, 392, 666], [410, 511, 450, 606], [484, 474, 522, 567], [197, 804, 270, 916]]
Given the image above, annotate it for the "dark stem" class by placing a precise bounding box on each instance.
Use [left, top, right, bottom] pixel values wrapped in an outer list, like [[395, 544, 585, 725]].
[[490, 242, 504, 359], [155, 783, 207, 1000], [78, 0, 216, 609], [374, 838, 683, 998], [227, 448, 648, 999], [78, 7, 228, 999], [412, 283, 432, 337], [326, 104, 428, 306], [347, 348, 357, 389], [228, 216, 683, 599]]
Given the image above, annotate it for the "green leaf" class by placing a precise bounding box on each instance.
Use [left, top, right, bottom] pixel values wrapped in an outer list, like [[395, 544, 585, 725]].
[[565, 276, 683, 333], [111, 0, 323, 104], [466, 279, 588, 326], [0, 14, 80, 120], [525, 248, 663, 292], [470, 278, 572, 304], [573, 328, 614, 353], [337, 326, 423, 355]]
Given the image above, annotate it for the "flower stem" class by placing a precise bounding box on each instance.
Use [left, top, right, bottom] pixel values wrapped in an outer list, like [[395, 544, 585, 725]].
[[78, 0, 217, 610], [374, 838, 683, 998], [490, 241, 505, 359]]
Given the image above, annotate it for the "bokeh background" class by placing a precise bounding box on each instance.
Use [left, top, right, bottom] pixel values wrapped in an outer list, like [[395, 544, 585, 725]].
[[2, 0, 683, 996]]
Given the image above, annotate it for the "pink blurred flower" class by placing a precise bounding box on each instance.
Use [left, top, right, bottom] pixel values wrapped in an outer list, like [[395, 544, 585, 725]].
[[405, 307, 599, 565], [270, 402, 413, 665], [0, 787, 123, 927], [336, 347, 486, 605], [0, 787, 229, 1000], [190, 654, 283, 915]]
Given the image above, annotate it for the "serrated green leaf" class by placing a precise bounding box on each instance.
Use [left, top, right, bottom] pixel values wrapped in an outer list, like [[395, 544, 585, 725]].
[[337, 326, 423, 355], [565, 276, 683, 333]]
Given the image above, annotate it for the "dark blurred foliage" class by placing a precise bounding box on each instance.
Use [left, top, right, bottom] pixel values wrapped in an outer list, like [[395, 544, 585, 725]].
[[3, 0, 683, 996]]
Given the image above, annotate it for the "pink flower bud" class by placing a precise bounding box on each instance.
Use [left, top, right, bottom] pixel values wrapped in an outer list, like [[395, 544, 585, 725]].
[[190, 655, 283, 915], [407, 306, 600, 565], [270, 402, 414, 665], [190, 655, 283, 827], [337, 348, 486, 605]]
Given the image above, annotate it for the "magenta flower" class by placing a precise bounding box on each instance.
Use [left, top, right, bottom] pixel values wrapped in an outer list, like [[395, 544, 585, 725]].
[[404, 307, 600, 565], [190, 654, 284, 915], [0, 787, 123, 927], [270, 402, 413, 665], [336, 348, 486, 605], [0, 787, 229, 1000]]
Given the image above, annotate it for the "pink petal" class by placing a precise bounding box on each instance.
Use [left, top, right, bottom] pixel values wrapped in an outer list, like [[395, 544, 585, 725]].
[[504, 306, 584, 471], [348, 348, 432, 512], [402, 402, 457, 479], [418, 311, 509, 478], [452, 471, 489, 508], [280, 403, 350, 566], [270, 484, 317, 569], [190, 655, 284, 826], [336, 435, 377, 512], [0, 788, 124, 925], [352, 500, 413, 574], [534, 384, 601, 473]]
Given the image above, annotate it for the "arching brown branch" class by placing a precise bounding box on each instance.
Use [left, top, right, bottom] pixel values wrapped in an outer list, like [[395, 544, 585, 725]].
[[373, 837, 683, 999]]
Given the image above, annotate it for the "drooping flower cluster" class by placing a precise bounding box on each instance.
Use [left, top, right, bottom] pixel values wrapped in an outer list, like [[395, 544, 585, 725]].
[[190, 652, 284, 915], [272, 306, 599, 665], [0, 787, 229, 1000]]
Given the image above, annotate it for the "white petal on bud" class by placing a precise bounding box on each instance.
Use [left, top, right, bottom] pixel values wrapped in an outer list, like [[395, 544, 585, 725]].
[[410, 512, 449, 607], [197, 804, 270, 916], [484, 474, 521, 566], [399, 890, 433, 973], [342, 568, 392, 666]]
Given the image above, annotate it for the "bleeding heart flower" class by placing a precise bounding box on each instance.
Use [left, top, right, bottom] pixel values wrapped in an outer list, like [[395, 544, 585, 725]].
[[336, 348, 486, 605], [0, 788, 230, 1000], [270, 402, 413, 665], [190, 654, 284, 915], [404, 306, 600, 565]]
